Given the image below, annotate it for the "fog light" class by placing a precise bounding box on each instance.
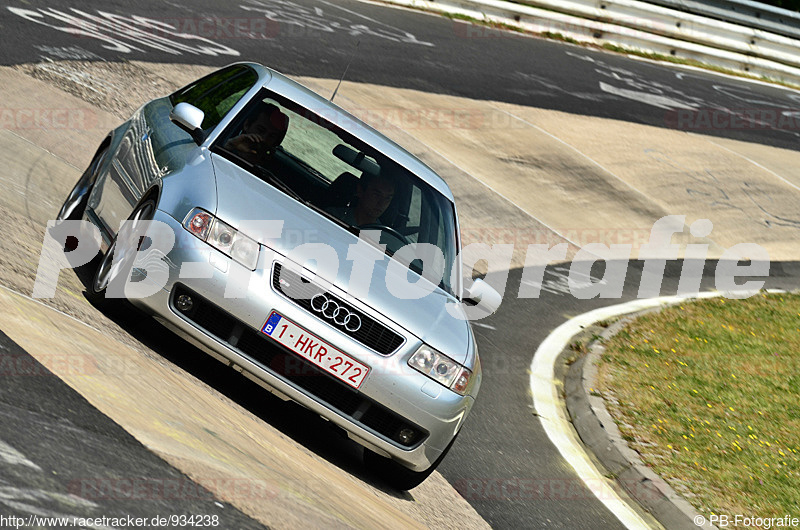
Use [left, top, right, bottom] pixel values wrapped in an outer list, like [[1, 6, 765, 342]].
[[396, 428, 416, 445], [175, 294, 194, 312]]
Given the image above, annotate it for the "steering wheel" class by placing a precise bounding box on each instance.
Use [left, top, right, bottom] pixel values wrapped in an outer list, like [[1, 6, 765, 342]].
[[358, 223, 410, 246]]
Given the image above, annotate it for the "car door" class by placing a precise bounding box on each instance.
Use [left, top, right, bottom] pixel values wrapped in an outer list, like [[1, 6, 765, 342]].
[[89, 65, 259, 238]]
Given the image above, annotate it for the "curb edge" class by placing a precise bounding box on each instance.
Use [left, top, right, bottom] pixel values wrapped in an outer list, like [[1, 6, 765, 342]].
[[562, 310, 717, 529]]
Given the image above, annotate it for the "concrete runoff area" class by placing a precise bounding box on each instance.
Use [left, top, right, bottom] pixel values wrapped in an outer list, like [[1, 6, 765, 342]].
[[2, 60, 800, 527], [301, 77, 800, 263], [0, 287, 468, 529]]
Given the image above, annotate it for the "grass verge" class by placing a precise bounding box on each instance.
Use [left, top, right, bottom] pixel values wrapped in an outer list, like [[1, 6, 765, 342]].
[[596, 292, 800, 519], [601, 44, 800, 90]]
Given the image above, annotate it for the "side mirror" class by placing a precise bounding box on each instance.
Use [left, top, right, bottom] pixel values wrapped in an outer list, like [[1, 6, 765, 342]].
[[464, 278, 502, 314], [169, 102, 205, 145]]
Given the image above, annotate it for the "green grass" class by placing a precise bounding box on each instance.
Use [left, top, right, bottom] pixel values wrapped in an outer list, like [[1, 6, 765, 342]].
[[440, 10, 525, 34], [597, 293, 800, 518], [542, 31, 580, 45], [442, 11, 481, 23]]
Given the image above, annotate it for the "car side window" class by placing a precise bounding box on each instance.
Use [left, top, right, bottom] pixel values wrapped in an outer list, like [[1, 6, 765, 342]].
[[170, 65, 258, 132]]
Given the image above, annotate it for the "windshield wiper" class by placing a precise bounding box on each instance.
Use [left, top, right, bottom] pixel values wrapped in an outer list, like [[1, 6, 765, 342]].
[[213, 144, 255, 169], [213, 145, 309, 204], [257, 172, 360, 242], [276, 148, 327, 181], [257, 167, 304, 203], [319, 209, 361, 238]]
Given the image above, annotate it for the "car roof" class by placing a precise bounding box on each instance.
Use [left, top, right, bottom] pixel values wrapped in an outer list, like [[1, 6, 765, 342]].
[[243, 62, 455, 202]]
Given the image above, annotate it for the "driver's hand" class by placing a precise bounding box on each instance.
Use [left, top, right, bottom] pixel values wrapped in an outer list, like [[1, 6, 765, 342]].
[[225, 133, 266, 155]]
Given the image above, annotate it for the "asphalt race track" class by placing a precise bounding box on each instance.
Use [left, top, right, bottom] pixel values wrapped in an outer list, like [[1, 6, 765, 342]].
[[0, 329, 260, 528], [2, 0, 800, 528], [4, 0, 800, 151]]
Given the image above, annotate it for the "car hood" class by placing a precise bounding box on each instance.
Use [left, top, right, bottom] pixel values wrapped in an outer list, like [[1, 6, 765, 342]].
[[211, 155, 472, 363]]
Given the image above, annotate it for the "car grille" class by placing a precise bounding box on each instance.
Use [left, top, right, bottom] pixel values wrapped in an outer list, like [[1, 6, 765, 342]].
[[171, 285, 426, 448], [271, 263, 405, 355]]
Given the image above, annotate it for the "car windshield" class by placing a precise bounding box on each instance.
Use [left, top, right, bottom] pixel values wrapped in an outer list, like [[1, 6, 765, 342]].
[[213, 88, 459, 297]]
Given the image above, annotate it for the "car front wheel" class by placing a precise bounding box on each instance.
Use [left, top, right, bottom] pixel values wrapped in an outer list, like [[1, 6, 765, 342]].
[[57, 147, 107, 223], [89, 198, 156, 299]]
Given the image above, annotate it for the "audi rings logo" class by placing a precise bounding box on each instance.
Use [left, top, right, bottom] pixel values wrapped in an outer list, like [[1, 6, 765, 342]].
[[310, 294, 362, 332]]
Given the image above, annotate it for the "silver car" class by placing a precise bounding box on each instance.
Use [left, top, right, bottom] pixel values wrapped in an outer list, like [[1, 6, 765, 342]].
[[56, 63, 499, 489]]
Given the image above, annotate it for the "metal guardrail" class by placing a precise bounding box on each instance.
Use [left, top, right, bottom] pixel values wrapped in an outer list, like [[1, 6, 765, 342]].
[[643, 0, 800, 40], [387, 0, 800, 86], [511, 0, 800, 68]]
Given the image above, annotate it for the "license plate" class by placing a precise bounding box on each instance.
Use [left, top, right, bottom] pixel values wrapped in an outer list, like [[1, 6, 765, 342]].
[[261, 311, 370, 389]]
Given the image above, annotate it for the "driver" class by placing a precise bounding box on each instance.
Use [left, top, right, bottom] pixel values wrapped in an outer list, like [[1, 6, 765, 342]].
[[330, 173, 395, 227], [225, 102, 289, 166]]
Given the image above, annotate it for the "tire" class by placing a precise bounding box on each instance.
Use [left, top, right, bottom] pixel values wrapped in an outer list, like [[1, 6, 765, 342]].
[[57, 148, 107, 252], [363, 432, 458, 491], [89, 198, 156, 300], [57, 147, 107, 222]]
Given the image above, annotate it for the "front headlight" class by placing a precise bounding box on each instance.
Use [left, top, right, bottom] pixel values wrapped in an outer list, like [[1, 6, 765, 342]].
[[408, 344, 473, 395], [183, 208, 259, 270], [230, 232, 259, 270]]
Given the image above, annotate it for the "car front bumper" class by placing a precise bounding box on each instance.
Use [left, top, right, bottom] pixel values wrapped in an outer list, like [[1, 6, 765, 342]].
[[129, 210, 474, 471]]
